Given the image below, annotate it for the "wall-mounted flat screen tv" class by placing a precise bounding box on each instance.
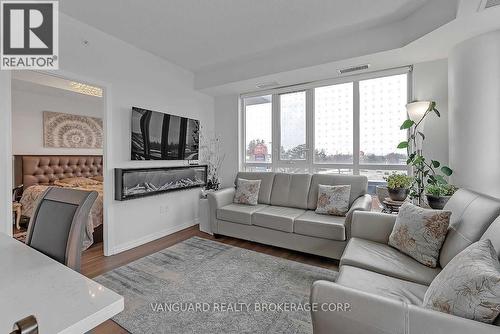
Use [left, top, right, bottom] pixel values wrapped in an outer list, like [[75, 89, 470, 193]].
[[131, 107, 199, 160]]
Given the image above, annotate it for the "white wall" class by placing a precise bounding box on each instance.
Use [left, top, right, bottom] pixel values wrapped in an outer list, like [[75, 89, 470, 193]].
[[214, 95, 239, 188], [214, 59, 451, 187], [58, 14, 214, 254], [0, 13, 215, 252], [449, 30, 500, 198], [412, 59, 449, 166], [0, 72, 12, 236], [12, 81, 103, 155]]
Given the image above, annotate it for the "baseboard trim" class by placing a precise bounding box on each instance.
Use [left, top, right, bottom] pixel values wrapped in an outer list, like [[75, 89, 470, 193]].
[[109, 219, 198, 255]]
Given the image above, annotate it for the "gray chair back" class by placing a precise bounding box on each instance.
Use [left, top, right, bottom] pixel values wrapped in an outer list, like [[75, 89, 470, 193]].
[[25, 187, 98, 272]]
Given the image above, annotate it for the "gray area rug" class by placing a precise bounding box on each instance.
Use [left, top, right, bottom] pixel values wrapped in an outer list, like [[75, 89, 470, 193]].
[[95, 237, 338, 334]]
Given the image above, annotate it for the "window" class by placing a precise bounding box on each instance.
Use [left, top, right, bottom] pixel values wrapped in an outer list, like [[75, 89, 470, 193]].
[[314, 83, 353, 163], [243, 95, 272, 164], [280, 91, 306, 161], [360, 74, 408, 165], [240, 70, 410, 180]]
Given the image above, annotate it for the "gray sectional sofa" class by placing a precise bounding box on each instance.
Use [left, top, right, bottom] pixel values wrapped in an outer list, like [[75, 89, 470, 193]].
[[207, 172, 371, 259], [311, 188, 500, 333]]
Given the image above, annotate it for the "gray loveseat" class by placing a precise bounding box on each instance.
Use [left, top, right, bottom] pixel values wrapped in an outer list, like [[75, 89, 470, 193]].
[[311, 188, 500, 333], [207, 172, 371, 259]]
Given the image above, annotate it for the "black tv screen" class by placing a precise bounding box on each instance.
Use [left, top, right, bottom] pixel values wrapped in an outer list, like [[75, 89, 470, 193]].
[[131, 107, 199, 160]]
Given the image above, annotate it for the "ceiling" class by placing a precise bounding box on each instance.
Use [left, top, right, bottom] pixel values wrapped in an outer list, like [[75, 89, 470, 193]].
[[58, 0, 500, 95], [60, 0, 430, 72]]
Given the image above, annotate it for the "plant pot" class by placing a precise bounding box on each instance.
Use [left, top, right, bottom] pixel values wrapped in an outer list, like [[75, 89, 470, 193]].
[[388, 187, 409, 201], [426, 194, 451, 210]]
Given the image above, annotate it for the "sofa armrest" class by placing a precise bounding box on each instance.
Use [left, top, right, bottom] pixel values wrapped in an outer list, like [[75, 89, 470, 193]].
[[345, 194, 372, 238], [207, 187, 235, 234], [350, 211, 397, 244], [310, 280, 499, 334], [311, 280, 406, 334]]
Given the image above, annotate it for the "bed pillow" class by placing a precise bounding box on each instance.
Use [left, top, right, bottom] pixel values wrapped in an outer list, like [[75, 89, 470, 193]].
[[423, 239, 500, 324], [90, 175, 104, 182], [315, 184, 351, 217], [54, 177, 100, 187], [233, 178, 261, 206], [388, 202, 451, 268]]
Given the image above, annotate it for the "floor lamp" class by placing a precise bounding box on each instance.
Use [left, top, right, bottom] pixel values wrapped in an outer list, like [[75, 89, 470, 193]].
[[406, 101, 431, 206]]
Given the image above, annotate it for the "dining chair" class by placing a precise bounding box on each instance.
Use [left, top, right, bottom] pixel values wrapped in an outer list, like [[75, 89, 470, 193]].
[[25, 187, 98, 272]]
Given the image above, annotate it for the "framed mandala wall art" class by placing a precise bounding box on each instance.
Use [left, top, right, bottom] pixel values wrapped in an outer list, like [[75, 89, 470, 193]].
[[43, 111, 103, 149]]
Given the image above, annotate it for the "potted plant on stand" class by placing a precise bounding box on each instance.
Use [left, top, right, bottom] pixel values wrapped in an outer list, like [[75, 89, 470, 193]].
[[397, 101, 454, 207], [425, 183, 458, 209], [385, 173, 413, 201]]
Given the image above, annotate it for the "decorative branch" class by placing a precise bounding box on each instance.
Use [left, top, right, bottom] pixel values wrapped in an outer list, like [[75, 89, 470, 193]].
[[199, 128, 225, 191]]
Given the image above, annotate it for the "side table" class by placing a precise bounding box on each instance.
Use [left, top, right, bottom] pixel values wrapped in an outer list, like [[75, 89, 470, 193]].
[[382, 198, 406, 214], [198, 198, 212, 235]]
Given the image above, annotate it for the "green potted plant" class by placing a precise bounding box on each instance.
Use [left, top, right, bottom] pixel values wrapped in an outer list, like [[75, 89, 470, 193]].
[[397, 101, 454, 206], [425, 183, 458, 209], [385, 173, 413, 201]]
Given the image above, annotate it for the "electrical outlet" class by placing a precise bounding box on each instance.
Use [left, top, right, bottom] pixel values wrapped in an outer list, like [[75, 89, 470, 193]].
[[160, 205, 168, 215]]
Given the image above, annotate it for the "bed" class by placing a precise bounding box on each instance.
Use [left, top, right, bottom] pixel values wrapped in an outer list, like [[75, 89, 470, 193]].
[[15, 155, 104, 250]]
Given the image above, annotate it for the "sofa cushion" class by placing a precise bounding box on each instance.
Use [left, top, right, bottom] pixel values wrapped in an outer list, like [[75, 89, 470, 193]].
[[217, 204, 268, 225], [424, 239, 500, 324], [439, 189, 500, 267], [307, 174, 367, 210], [340, 238, 441, 285], [252, 206, 306, 232], [388, 203, 451, 268], [337, 265, 428, 305], [270, 173, 311, 209], [235, 172, 275, 204], [315, 184, 351, 216], [481, 216, 500, 259], [233, 178, 261, 205], [294, 210, 346, 241]]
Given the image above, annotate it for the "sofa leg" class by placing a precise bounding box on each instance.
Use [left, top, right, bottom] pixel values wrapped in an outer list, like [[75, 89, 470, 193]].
[[213, 233, 222, 239]]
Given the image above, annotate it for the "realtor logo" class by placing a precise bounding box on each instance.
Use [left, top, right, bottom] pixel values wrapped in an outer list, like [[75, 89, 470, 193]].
[[1, 0, 58, 69]]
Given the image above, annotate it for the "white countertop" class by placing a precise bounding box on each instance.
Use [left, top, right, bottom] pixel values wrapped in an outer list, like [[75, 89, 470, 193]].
[[0, 233, 124, 334]]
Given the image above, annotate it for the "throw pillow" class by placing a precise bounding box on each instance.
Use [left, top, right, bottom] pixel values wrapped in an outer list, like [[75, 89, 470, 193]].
[[233, 178, 261, 206], [423, 239, 500, 324], [388, 202, 451, 268], [54, 177, 100, 187], [315, 184, 351, 217]]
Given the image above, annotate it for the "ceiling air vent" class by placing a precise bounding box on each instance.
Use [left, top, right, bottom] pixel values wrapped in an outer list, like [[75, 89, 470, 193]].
[[256, 81, 279, 89], [337, 64, 370, 75], [481, 0, 500, 9]]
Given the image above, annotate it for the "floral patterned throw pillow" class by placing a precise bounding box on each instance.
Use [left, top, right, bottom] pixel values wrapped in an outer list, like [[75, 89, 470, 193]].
[[388, 202, 451, 268], [233, 178, 261, 206], [423, 239, 500, 324], [315, 184, 351, 217]]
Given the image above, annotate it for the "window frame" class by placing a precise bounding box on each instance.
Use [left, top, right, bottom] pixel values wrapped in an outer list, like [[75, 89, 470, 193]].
[[240, 66, 412, 177]]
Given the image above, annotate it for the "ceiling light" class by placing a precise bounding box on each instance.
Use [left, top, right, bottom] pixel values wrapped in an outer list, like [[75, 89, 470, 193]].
[[69, 81, 103, 97]]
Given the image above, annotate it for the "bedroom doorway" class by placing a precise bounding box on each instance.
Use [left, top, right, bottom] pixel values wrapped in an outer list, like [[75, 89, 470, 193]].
[[10, 70, 108, 257]]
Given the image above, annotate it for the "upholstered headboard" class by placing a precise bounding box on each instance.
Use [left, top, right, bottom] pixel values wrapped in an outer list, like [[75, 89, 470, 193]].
[[15, 155, 103, 189]]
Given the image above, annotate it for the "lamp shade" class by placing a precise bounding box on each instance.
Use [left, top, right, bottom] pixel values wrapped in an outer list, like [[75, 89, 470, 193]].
[[406, 101, 430, 123]]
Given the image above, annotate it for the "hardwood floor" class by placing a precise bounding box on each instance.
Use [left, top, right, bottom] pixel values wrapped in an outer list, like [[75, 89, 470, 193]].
[[83, 225, 339, 333]]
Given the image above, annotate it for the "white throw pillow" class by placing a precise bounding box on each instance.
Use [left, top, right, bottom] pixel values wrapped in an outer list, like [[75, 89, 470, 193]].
[[315, 184, 351, 217], [423, 239, 500, 324], [233, 178, 261, 206], [388, 202, 451, 268]]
